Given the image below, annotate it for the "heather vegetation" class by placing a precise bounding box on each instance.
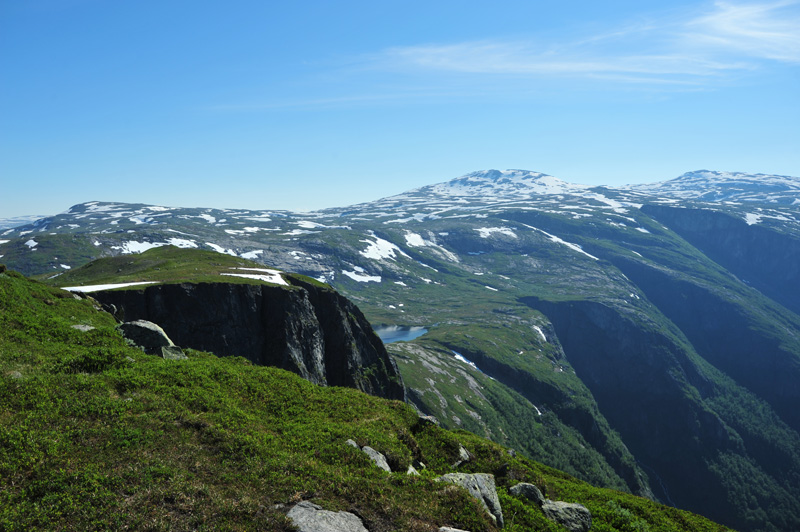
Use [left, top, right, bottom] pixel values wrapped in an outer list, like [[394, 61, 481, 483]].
[[0, 266, 731, 531]]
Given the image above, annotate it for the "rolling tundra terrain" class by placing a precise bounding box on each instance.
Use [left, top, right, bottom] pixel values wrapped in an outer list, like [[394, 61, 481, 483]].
[[3, 168, 800, 531]]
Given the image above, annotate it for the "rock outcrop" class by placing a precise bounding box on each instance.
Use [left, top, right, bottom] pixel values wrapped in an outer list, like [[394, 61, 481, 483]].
[[510, 482, 592, 532], [93, 278, 404, 400], [287, 501, 368, 532], [117, 320, 187, 360], [437, 473, 503, 528]]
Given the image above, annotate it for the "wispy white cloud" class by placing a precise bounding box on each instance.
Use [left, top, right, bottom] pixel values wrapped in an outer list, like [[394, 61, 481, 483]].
[[684, 1, 800, 63], [370, 1, 799, 84]]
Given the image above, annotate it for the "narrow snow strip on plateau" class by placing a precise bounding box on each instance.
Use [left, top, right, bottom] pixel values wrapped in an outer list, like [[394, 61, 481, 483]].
[[198, 213, 217, 223], [0, 240, 9, 245], [63, 281, 158, 293], [518, 223, 598, 261], [359, 234, 409, 261], [295, 220, 351, 230], [342, 269, 382, 283], [221, 271, 287, 286], [475, 227, 517, 239]]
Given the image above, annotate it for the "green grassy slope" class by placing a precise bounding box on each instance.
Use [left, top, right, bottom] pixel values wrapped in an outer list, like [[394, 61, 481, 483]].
[[0, 265, 731, 531]]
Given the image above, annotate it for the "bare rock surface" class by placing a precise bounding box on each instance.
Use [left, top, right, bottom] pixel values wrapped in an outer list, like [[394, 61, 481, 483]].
[[287, 501, 368, 532], [437, 473, 503, 528]]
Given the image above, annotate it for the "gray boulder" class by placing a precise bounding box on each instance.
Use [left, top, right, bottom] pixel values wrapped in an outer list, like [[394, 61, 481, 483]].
[[509, 482, 545, 505], [345, 440, 392, 472], [452, 444, 471, 468], [541, 500, 592, 532], [117, 320, 186, 359], [510, 482, 592, 532], [161, 345, 188, 360], [437, 473, 503, 528], [287, 501, 368, 532], [362, 445, 391, 472]]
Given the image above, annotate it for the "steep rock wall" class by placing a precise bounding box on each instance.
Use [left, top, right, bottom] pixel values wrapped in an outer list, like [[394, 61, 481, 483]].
[[93, 278, 405, 401], [642, 204, 800, 315], [522, 296, 744, 526]]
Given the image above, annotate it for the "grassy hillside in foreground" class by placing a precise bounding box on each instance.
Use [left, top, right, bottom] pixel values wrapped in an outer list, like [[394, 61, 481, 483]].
[[0, 266, 732, 531]]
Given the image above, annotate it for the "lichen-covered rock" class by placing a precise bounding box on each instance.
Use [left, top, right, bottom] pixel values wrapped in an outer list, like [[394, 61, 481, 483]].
[[161, 345, 188, 360], [117, 320, 175, 355], [287, 501, 368, 532], [510, 482, 592, 532], [541, 500, 592, 532], [362, 446, 391, 472], [437, 473, 503, 528], [509, 482, 545, 506], [452, 444, 471, 468]]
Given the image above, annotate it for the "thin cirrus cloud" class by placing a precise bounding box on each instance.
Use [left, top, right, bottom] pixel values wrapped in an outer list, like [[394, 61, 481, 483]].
[[373, 1, 800, 85]]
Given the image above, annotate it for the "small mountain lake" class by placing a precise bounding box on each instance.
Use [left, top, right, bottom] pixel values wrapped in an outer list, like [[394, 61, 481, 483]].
[[374, 326, 428, 343]]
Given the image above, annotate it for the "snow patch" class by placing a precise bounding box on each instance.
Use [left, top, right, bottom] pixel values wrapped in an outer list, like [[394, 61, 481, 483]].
[[451, 350, 480, 371], [359, 234, 409, 261], [112, 241, 165, 254], [166, 238, 198, 249], [221, 268, 286, 286], [240, 250, 264, 259], [475, 227, 517, 239], [25, 239, 38, 249], [60, 264, 71, 270], [205, 243, 238, 256], [533, 326, 547, 342], [342, 269, 382, 283], [744, 213, 762, 225], [63, 281, 157, 293]]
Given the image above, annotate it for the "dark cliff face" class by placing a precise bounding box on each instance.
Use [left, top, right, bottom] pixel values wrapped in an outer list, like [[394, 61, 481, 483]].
[[523, 295, 800, 532], [611, 256, 800, 433], [642, 204, 800, 315], [522, 297, 734, 512], [93, 278, 405, 401], [433, 336, 652, 498]]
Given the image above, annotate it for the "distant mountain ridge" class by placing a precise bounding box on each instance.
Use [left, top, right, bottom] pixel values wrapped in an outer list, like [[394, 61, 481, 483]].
[[627, 169, 800, 204], [3, 168, 800, 532]]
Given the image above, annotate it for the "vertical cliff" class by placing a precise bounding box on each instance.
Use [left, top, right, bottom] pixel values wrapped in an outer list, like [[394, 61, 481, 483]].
[[92, 277, 405, 401]]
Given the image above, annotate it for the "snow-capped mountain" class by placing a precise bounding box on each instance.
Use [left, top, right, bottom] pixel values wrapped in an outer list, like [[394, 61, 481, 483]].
[[3, 168, 800, 532], [420, 169, 586, 198], [627, 170, 800, 204]]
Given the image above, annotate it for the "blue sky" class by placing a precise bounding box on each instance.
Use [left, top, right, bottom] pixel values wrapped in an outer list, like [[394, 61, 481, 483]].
[[1, 0, 798, 217]]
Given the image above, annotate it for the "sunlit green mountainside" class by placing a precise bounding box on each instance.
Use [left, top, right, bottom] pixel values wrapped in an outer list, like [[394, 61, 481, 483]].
[[3, 168, 800, 531], [0, 261, 733, 531]]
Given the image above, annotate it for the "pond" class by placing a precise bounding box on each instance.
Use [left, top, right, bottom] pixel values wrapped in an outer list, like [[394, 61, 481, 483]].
[[373, 325, 428, 344]]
